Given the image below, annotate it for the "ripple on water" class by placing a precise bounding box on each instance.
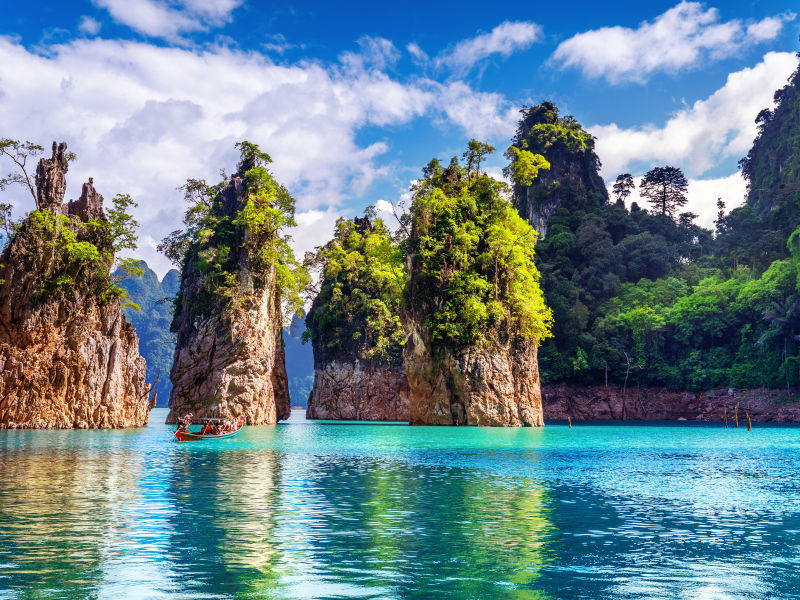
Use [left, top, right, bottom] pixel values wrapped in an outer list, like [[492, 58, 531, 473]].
[[2, 409, 800, 599]]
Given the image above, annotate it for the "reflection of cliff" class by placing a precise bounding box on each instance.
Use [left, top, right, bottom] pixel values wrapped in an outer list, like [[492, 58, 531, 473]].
[[0, 442, 145, 593], [300, 452, 554, 596], [164, 447, 285, 595]]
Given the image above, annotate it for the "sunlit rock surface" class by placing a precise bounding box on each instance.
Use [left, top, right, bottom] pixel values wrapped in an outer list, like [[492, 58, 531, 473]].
[[0, 142, 151, 429]]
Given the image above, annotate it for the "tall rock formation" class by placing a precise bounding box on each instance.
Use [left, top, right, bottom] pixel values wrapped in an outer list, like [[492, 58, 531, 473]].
[[510, 102, 608, 238], [166, 153, 291, 425], [0, 142, 152, 429], [403, 153, 552, 426], [404, 327, 543, 427], [305, 216, 408, 421]]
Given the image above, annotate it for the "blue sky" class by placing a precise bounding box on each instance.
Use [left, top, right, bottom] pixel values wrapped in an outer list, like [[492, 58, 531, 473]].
[[2, 1, 799, 275]]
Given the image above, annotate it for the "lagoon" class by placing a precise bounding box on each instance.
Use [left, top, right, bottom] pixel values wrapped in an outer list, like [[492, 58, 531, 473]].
[[2, 408, 800, 599]]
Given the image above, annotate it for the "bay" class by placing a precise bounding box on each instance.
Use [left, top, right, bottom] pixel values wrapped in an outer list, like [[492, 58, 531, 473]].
[[2, 408, 800, 599]]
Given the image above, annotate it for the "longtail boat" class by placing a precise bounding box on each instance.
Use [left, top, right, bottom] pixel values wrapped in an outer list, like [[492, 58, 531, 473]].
[[173, 415, 246, 442]]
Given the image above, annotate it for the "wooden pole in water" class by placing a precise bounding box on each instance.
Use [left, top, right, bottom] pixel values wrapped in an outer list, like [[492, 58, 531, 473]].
[[724, 406, 728, 428], [746, 412, 752, 431], [734, 403, 739, 428], [568, 416, 572, 429]]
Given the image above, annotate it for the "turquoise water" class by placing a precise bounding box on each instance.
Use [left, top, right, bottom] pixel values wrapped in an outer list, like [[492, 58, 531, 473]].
[[2, 409, 800, 599]]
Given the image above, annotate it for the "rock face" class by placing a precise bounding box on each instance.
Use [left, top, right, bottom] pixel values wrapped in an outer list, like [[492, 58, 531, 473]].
[[511, 102, 607, 238], [404, 322, 543, 426], [0, 142, 152, 429], [306, 360, 408, 421], [543, 383, 800, 423], [166, 165, 290, 425]]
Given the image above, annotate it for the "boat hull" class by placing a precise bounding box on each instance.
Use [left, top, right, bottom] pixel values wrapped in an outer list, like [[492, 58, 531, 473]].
[[174, 427, 244, 442]]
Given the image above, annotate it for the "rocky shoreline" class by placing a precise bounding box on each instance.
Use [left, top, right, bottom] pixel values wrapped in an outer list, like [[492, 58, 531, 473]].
[[542, 383, 800, 423]]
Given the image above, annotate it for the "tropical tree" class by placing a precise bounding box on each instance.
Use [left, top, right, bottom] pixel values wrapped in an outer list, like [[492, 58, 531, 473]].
[[612, 173, 635, 204], [462, 139, 495, 181], [640, 166, 688, 217]]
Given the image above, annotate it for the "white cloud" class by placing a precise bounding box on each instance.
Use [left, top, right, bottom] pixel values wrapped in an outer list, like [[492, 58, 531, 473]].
[[374, 199, 394, 215], [612, 172, 746, 229], [590, 51, 799, 178], [437, 21, 541, 71], [0, 36, 519, 276], [92, 0, 242, 41], [435, 81, 520, 140], [406, 42, 428, 63], [78, 16, 102, 36], [552, 2, 794, 83]]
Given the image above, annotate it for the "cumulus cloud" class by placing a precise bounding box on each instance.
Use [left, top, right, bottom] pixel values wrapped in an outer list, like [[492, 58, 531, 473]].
[[0, 36, 520, 276], [434, 81, 520, 140], [78, 16, 102, 36], [92, 0, 242, 40], [590, 51, 798, 178], [436, 21, 541, 72], [552, 2, 794, 83]]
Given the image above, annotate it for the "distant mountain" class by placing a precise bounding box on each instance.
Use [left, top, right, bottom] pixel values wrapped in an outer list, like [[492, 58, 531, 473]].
[[119, 261, 179, 407], [119, 261, 315, 408], [284, 312, 314, 408]]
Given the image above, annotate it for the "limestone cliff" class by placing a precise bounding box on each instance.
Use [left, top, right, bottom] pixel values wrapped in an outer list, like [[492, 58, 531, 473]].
[[404, 323, 542, 426], [306, 360, 408, 421], [0, 142, 152, 429], [511, 102, 607, 238], [304, 216, 408, 421], [402, 155, 551, 427], [542, 383, 800, 423], [166, 160, 290, 425]]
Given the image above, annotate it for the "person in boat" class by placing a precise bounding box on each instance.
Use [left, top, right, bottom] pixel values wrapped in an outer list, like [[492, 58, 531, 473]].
[[178, 413, 193, 433]]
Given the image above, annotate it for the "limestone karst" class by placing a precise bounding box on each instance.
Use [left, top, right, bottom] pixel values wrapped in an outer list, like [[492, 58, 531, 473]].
[[0, 142, 152, 429], [165, 144, 304, 425]]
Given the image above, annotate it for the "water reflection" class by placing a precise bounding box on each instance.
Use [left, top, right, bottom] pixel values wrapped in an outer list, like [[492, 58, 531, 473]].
[[0, 435, 146, 598], [4, 416, 800, 599], [163, 448, 285, 597]]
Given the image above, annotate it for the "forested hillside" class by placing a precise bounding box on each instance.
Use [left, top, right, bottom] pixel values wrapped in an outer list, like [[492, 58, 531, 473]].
[[119, 262, 179, 407], [522, 62, 800, 393]]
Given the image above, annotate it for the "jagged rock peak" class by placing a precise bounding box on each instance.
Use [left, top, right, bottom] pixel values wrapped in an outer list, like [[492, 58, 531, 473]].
[[35, 141, 69, 211], [64, 177, 105, 221], [0, 142, 152, 429], [166, 157, 291, 425]]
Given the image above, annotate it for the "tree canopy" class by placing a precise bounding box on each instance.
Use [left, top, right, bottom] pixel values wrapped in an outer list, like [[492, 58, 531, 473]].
[[159, 141, 308, 321], [639, 166, 688, 218], [405, 144, 552, 349], [304, 214, 405, 364]]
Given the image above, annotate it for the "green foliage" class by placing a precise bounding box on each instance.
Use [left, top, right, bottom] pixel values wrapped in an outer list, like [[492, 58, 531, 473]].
[[504, 146, 550, 186], [406, 145, 552, 349], [20, 204, 138, 305], [639, 166, 689, 218], [305, 214, 405, 363], [160, 141, 308, 320]]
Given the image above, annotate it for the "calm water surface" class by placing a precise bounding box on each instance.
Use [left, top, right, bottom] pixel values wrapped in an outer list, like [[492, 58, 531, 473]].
[[2, 409, 800, 599]]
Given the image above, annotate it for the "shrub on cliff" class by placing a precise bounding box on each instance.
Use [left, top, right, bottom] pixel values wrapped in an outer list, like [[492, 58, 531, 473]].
[[405, 142, 553, 350], [304, 213, 405, 364], [159, 141, 308, 321], [0, 138, 141, 307]]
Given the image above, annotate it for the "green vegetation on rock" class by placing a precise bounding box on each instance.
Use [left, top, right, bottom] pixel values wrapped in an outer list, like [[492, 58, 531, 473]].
[[159, 141, 308, 322], [304, 213, 405, 364], [406, 144, 552, 349]]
